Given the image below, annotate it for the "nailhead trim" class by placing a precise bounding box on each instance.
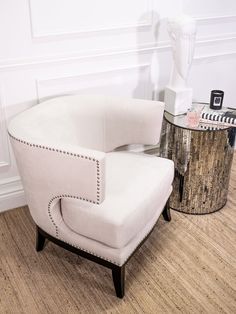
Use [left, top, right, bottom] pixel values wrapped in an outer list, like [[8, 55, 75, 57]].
[[58, 237, 120, 266], [9, 132, 101, 231], [123, 219, 159, 265], [9, 133, 98, 163], [57, 217, 159, 267], [96, 160, 100, 203], [47, 195, 120, 266], [47, 195, 98, 238], [9, 132, 152, 266]]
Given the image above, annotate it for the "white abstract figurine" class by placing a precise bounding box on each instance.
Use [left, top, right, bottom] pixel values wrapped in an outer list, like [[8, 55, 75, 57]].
[[164, 15, 197, 115]]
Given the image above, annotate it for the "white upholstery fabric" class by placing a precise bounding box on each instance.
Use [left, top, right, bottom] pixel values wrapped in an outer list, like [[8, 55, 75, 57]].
[[9, 95, 164, 152], [8, 94, 173, 266], [62, 152, 174, 249], [56, 187, 172, 266]]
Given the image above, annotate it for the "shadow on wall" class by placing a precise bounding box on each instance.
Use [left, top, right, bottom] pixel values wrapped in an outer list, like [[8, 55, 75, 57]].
[[133, 11, 165, 102], [128, 11, 165, 154]]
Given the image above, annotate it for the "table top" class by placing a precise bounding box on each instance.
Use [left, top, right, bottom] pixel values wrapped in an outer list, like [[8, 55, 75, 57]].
[[164, 103, 232, 132]]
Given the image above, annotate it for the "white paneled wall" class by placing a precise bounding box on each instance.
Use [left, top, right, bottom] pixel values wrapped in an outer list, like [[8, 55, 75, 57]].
[[0, 0, 235, 211]]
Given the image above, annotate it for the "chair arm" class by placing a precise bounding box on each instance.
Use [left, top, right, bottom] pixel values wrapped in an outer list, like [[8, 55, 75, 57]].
[[104, 98, 165, 151], [9, 133, 105, 206]]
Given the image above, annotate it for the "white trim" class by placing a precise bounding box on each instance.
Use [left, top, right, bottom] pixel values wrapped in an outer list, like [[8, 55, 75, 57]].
[[197, 34, 236, 45], [0, 161, 10, 168], [0, 33, 235, 72], [0, 176, 26, 212], [195, 14, 236, 23], [37, 63, 150, 83], [194, 51, 236, 62], [28, 0, 153, 40], [36, 63, 151, 102], [0, 43, 168, 71], [0, 86, 10, 169]]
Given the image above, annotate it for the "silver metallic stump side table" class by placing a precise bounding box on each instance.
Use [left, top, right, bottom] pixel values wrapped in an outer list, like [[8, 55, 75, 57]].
[[160, 111, 236, 214]]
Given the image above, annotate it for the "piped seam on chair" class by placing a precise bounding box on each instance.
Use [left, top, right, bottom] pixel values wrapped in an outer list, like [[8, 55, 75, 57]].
[[122, 217, 158, 265]]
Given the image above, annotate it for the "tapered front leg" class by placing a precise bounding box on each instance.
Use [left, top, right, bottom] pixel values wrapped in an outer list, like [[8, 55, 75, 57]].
[[112, 265, 125, 298], [162, 200, 171, 222], [36, 226, 46, 252]]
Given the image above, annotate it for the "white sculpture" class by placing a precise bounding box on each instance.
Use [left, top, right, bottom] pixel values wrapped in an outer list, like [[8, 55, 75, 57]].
[[164, 15, 197, 115]]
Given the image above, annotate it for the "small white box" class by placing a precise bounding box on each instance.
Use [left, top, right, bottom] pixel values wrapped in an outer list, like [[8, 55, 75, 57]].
[[164, 86, 192, 115]]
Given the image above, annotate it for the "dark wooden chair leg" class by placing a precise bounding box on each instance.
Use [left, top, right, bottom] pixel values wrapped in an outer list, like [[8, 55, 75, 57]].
[[36, 226, 46, 252], [112, 265, 125, 298], [162, 201, 171, 222]]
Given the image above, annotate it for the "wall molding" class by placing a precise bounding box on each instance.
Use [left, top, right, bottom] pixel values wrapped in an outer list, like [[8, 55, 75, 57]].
[[36, 63, 151, 84], [194, 51, 236, 63], [197, 34, 236, 45], [28, 5, 236, 41], [0, 43, 168, 72], [0, 32, 236, 72], [0, 176, 26, 212], [0, 86, 10, 169], [195, 14, 236, 23], [36, 63, 151, 102], [28, 0, 154, 40]]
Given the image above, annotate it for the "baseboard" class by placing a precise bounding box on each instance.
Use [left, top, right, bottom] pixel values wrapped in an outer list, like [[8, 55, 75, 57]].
[[0, 176, 26, 213]]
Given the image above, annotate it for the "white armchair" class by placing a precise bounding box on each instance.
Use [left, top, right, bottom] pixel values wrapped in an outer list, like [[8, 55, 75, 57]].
[[8, 95, 174, 298]]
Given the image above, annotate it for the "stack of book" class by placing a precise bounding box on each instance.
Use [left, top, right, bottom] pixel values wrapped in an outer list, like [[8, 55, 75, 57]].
[[200, 105, 236, 127]]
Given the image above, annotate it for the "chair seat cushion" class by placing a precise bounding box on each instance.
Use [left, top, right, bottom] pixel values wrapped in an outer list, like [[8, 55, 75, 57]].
[[61, 152, 174, 249]]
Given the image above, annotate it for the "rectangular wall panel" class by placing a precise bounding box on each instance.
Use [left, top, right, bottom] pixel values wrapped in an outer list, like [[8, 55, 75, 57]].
[[30, 0, 153, 38], [183, 0, 236, 17], [36, 64, 151, 102], [196, 15, 236, 41], [191, 54, 236, 108]]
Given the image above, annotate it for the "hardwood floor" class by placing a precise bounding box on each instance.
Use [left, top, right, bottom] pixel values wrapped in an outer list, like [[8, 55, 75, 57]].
[[0, 156, 235, 313]]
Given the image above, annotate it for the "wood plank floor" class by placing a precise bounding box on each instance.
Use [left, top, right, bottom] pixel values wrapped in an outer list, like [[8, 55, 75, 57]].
[[0, 156, 235, 313]]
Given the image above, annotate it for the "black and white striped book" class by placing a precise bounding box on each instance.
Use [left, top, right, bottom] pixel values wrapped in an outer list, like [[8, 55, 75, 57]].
[[200, 105, 236, 127]]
